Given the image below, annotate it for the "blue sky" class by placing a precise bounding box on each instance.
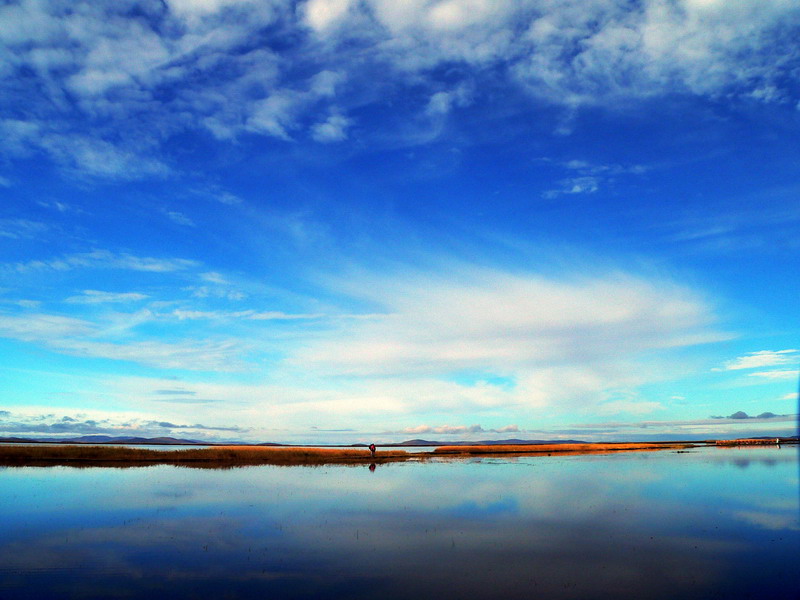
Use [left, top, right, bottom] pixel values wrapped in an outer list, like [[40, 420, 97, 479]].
[[0, 0, 798, 443]]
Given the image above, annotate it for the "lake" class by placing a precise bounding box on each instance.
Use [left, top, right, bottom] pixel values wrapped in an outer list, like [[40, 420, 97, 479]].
[[1, 446, 798, 599]]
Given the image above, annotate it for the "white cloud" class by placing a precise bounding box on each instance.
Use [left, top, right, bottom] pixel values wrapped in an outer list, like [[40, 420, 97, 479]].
[[303, 0, 355, 32], [732, 510, 800, 532], [246, 90, 301, 140], [719, 349, 798, 371], [222, 265, 732, 421], [311, 114, 350, 142], [50, 338, 244, 371], [543, 176, 600, 199], [540, 158, 649, 198], [166, 0, 263, 22], [186, 286, 247, 301], [0, 313, 94, 341], [3, 0, 798, 178], [0, 311, 243, 371], [65, 290, 149, 304], [748, 370, 800, 381], [3, 250, 199, 274], [0, 219, 48, 240], [13, 127, 172, 179], [165, 211, 195, 227], [573, 412, 797, 430], [298, 267, 723, 377], [167, 309, 320, 321], [200, 271, 228, 284]]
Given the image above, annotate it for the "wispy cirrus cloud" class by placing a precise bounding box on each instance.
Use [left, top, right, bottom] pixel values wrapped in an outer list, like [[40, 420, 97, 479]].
[[65, 290, 149, 304], [0, 312, 244, 371], [747, 370, 799, 381], [718, 349, 798, 371], [3, 250, 199, 274], [541, 159, 649, 199], [298, 266, 725, 378], [164, 211, 196, 227], [571, 412, 797, 431], [0, 218, 49, 240]]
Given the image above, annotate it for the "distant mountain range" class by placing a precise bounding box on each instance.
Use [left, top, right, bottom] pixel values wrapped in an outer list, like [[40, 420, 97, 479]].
[[0, 435, 593, 446], [0, 435, 206, 445], [12, 435, 793, 447]]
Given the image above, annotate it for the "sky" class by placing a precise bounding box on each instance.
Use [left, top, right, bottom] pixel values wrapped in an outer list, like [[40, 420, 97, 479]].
[[0, 0, 799, 444]]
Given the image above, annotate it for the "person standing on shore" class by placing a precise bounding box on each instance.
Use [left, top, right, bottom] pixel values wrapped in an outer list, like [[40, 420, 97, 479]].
[[369, 443, 376, 458]]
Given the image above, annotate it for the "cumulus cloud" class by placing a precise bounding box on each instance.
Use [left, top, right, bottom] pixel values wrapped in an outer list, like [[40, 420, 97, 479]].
[[311, 114, 350, 142], [303, 0, 355, 32], [2, 1, 798, 177]]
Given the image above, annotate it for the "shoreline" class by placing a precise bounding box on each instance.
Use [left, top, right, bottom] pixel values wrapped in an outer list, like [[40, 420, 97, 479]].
[[0, 439, 793, 468]]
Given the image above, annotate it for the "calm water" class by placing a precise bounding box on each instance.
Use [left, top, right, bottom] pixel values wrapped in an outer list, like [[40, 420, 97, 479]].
[[1, 446, 798, 599]]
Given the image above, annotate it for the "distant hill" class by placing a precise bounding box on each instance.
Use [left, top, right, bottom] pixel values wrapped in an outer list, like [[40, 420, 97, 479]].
[[1, 436, 640, 447], [396, 438, 587, 446], [0, 435, 206, 445]]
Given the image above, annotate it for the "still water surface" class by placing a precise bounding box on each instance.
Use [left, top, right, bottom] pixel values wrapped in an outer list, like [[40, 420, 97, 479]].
[[1, 446, 798, 599]]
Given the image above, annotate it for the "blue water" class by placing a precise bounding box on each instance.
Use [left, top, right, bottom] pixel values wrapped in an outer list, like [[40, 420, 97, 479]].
[[0, 446, 798, 599]]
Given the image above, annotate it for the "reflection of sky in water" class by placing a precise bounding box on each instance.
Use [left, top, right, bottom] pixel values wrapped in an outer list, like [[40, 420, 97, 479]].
[[0, 447, 798, 599]]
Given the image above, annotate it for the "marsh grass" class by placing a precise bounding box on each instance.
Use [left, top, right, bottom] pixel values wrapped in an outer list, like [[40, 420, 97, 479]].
[[0, 444, 409, 467], [0, 441, 701, 468], [433, 442, 694, 455]]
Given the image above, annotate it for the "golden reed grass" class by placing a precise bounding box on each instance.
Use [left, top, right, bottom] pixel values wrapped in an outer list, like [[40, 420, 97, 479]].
[[715, 438, 782, 446], [433, 442, 694, 455], [0, 440, 704, 468], [0, 444, 408, 467]]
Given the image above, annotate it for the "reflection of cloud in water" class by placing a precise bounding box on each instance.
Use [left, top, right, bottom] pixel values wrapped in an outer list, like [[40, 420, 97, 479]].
[[0, 447, 798, 599], [732, 510, 800, 532], [0, 508, 734, 600]]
